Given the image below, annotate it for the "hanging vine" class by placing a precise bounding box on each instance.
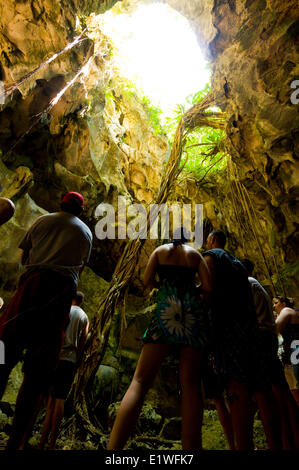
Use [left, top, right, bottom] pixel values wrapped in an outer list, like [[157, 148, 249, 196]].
[[67, 92, 225, 434]]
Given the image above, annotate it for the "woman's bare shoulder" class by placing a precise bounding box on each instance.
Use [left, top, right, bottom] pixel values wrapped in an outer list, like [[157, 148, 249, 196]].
[[184, 246, 204, 261], [151, 244, 171, 257]]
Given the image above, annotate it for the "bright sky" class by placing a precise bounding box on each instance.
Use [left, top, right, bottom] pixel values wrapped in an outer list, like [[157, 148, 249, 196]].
[[101, 3, 210, 119]]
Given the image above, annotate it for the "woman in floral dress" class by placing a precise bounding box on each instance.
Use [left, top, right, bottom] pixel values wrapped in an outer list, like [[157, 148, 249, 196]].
[[107, 229, 212, 450]]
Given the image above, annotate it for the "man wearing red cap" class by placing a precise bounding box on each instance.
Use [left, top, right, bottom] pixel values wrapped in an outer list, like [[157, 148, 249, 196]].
[[0, 192, 92, 449]]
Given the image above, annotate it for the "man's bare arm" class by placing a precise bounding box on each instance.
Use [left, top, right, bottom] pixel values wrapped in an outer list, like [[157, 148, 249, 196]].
[[198, 254, 213, 304]]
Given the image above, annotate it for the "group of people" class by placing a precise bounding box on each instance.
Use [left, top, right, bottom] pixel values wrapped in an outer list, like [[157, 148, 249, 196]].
[[108, 229, 299, 450], [0, 192, 92, 450], [0, 191, 298, 450]]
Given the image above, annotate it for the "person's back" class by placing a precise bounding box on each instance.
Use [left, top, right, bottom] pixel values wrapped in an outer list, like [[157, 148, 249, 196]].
[[20, 211, 92, 283], [275, 298, 299, 359], [0, 192, 92, 450], [277, 304, 299, 366], [203, 231, 289, 450], [248, 277, 276, 333], [108, 229, 212, 451], [241, 259, 276, 334], [60, 303, 88, 363], [155, 242, 200, 267], [204, 247, 256, 328], [203, 232, 270, 388], [142, 229, 211, 348]]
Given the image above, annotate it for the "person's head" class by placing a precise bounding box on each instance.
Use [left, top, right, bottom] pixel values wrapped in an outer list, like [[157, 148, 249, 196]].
[[0, 197, 15, 226], [60, 192, 84, 216], [206, 229, 226, 249], [0, 297, 4, 310], [171, 226, 190, 246], [241, 258, 254, 277], [273, 296, 294, 313], [73, 291, 84, 307]]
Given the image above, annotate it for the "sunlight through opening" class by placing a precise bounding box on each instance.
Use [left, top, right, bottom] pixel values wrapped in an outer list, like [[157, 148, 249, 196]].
[[99, 2, 210, 119]]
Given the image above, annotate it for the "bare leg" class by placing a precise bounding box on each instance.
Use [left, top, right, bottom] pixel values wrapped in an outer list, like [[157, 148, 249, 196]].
[[254, 389, 282, 450], [291, 389, 299, 409], [226, 380, 253, 450], [18, 394, 44, 450], [39, 396, 55, 450], [48, 398, 65, 450], [107, 343, 170, 450], [272, 385, 293, 449], [272, 385, 299, 449], [179, 347, 203, 450], [214, 396, 235, 450], [6, 373, 43, 450]]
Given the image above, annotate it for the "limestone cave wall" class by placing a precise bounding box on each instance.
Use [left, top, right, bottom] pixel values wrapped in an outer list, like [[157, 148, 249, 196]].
[[0, 0, 168, 300], [165, 0, 299, 296], [0, 0, 298, 434]]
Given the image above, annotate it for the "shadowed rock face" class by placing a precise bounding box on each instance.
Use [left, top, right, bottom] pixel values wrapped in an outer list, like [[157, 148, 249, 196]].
[[209, 0, 299, 262], [0, 0, 298, 300], [164, 0, 299, 294], [0, 0, 298, 432], [0, 0, 169, 299]]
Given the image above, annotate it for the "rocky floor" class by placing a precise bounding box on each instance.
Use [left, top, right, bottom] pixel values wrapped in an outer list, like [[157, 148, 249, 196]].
[[0, 403, 267, 451]]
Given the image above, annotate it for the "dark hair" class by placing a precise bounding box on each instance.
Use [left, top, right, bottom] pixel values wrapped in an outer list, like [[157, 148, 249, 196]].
[[209, 229, 226, 248], [276, 296, 294, 308], [60, 201, 82, 216], [74, 291, 84, 305], [241, 258, 254, 276], [171, 226, 190, 245]]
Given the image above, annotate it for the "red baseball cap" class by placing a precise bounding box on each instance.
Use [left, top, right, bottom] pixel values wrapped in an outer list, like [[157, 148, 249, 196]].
[[61, 192, 84, 208]]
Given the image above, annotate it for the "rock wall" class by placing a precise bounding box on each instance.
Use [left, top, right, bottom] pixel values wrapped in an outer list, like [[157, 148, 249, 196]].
[[0, 0, 170, 420], [161, 0, 299, 296], [114, 0, 299, 295], [209, 0, 299, 280], [0, 0, 299, 429], [0, 1, 168, 298]]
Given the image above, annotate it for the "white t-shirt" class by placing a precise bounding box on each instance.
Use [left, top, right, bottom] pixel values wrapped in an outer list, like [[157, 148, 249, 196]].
[[59, 305, 88, 363], [19, 211, 92, 283]]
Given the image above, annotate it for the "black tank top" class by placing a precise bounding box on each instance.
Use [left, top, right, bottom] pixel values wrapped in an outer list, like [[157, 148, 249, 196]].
[[157, 264, 196, 284]]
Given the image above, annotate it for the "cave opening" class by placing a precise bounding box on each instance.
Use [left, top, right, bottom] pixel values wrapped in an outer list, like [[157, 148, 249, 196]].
[[98, 2, 210, 119], [0, 0, 298, 452]]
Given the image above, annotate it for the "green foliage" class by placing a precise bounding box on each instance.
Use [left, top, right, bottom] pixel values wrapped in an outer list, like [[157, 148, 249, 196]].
[[105, 73, 226, 182], [181, 127, 226, 180], [202, 410, 228, 450], [105, 76, 165, 135], [140, 95, 164, 135], [202, 410, 267, 450], [164, 83, 227, 182], [253, 418, 267, 450], [186, 82, 212, 106]]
